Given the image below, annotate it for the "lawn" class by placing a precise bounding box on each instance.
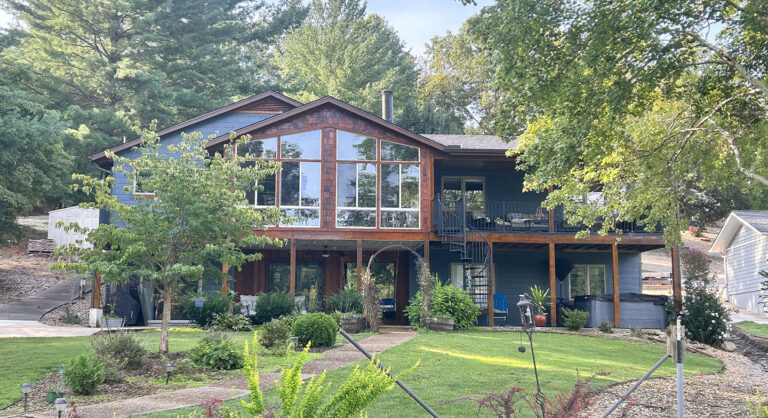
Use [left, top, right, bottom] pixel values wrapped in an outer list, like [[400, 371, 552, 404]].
[[146, 331, 723, 417], [735, 321, 768, 339], [0, 328, 362, 410]]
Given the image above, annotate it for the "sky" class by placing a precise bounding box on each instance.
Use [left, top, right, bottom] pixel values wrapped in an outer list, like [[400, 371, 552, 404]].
[[0, 0, 492, 57]]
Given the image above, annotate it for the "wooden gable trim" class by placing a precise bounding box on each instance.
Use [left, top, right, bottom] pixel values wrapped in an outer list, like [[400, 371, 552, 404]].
[[204, 96, 447, 152], [90, 91, 302, 165]]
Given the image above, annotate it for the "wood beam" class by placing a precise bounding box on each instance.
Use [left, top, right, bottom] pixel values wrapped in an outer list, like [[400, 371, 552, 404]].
[[488, 241, 495, 326], [548, 186, 555, 233], [612, 241, 620, 327], [671, 245, 682, 313], [356, 239, 363, 292], [92, 272, 101, 309], [549, 242, 557, 327], [423, 239, 430, 266], [289, 239, 296, 297], [221, 262, 229, 295]]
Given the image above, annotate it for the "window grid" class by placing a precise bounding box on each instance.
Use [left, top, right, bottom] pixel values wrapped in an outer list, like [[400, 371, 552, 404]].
[[568, 264, 607, 299]]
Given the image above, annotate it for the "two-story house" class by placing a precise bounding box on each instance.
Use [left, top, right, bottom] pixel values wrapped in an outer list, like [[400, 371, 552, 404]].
[[91, 91, 670, 328]]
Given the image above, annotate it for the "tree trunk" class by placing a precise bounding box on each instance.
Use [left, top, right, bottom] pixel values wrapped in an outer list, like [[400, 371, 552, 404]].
[[159, 290, 171, 353]]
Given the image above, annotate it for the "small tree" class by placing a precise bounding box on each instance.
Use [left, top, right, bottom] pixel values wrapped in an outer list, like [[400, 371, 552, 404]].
[[677, 248, 730, 346], [758, 269, 768, 315], [55, 124, 282, 353]]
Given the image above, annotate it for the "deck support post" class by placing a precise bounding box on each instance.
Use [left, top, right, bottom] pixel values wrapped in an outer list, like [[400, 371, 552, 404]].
[[548, 242, 557, 327], [488, 241, 494, 326], [356, 239, 363, 292], [547, 186, 555, 233], [612, 241, 620, 327], [221, 262, 228, 295], [289, 239, 296, 297], [423, 239, 430, 266], [92, 271, 101, 308], [671, 245, 682, 313]]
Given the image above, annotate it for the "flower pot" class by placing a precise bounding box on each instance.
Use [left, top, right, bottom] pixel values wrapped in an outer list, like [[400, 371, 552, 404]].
[[426, 316, 454, 332], [100, 317, 123, 328], [341, 316, 366, 334], [533, 314, 548, 327]]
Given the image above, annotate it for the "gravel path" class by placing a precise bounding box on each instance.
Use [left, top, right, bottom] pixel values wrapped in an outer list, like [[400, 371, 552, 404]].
[[73, 327, 417, 418], [584, 338, 768, 417]]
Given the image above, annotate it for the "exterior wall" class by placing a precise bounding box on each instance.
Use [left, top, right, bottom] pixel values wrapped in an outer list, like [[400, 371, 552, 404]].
[[725, 226, 768, 315], [48, 207, 100, 249], [434, 167, 546, 207], [111, 112, 273, 209], [417, 246, 642, 326]]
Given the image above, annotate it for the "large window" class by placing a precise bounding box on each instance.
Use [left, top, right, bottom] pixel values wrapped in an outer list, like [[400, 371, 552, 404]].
[[441, 176, 485, 213], [568, 265, 606, 298], [237, 131, 321, 227], [381, 163, 419, 228], [269, 262, 324, 310], [337, 163, 377, 227]]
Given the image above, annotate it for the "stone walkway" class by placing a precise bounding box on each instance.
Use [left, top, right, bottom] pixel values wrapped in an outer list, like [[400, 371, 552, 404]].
[[0, 276, 90, 321], [75, 327, 417, 418]]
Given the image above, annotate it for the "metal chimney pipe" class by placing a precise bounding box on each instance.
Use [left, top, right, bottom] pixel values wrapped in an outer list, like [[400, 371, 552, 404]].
[[381, 90, 393, 123]]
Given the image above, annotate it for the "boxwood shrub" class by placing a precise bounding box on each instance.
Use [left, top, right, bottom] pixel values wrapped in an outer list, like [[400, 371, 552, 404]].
[[63, 354, 104, 394], [291, 312, 337, 347]]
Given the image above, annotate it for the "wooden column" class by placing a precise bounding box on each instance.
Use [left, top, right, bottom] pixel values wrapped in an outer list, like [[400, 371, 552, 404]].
[[92, 272, 101, 308], [671, 244, 682, 313], [221, 262, 229, 295], [547, 186, 555, 233], [488, 241, 495, 326], [548, 242, 557, 327], [612, 241, 620, 327], [356, 239, 363, 292], [289, 239, 296, 297], [423, 239, 430, 266]]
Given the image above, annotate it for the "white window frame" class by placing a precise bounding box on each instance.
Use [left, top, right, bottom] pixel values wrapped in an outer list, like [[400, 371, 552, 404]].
[[379, 163, 420, 229], [280, 161, 321, 228], [567, 264, 607, 299], [132, 170, 154, 196], [335, 162, 377, 229]]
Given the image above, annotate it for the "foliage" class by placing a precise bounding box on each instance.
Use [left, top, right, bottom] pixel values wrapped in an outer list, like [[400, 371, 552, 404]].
[[759, 270, 768, 315], [62, 354, 104, 395], [183, 292, 235, 328], [748, 391, 768, 418], [292, 313, 338, 348], [599, 320, 614, 334], [275, 0, 417, 118], [260, 317, 292, 349], [1, 0, 307, 181], [90, 332, 147, 370], [407, 278, 480, 329], [539, 370, 614, 417], [209, 312, 253, 332], [0, 86, 72, 245], [677, 248, 730, 346], [53, 127, 283, 353], [252, 291, 297, 325], [324, 286, 363, 314], [361, 268, 381, 332], [527, 285, 550, 315], [189, 333, 244, 370], [329, 311, 344, 328], [241, 333, 264, 416], [471, 0, 768, 245], [561, 308, 589, 331]]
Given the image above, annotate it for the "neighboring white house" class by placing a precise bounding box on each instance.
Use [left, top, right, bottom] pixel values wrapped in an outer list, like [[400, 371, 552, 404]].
[[48, 207, 100, 249], [710, 210, 768, 316]]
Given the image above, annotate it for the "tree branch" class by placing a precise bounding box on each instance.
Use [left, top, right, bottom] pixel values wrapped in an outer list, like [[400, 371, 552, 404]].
[[707, 118, 768, 186], [689, 32, 768, 98]]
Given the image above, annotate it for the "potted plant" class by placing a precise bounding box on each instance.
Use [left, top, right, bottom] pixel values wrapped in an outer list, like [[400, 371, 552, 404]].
[[426, 311, 454, 332], [340, 312, 366, 333], [100, 305, 123, 328], [527, 285, 551, 327]]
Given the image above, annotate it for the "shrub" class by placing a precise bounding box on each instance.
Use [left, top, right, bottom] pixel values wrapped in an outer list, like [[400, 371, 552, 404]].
[[329, 310, 343, 327], [292, 313, 337, 347], [183, 292, 234, 327], [189, 332, 244, 370], [252, 291, 296, 324], [63, 354, 104, 394], [261, 317, 291, 349], [98, 354, 123, 383], [90, 331, 147, 370], [674, 248, 731, 346], [325, 286, 363, 314], [562, 308, 589, 331], [599, 320, 614, 334], [406, 279, 480, 329], [209, 312, 253, 332]]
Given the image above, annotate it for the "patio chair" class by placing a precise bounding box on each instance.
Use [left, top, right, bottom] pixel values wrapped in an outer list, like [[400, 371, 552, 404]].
[[240, 295, 259, 316], [493, 294, 508, 326], [380, 298, 396, 312]]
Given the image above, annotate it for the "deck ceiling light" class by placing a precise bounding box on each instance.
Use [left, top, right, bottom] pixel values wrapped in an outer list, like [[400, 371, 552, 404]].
[[322, 245, 330, 258]]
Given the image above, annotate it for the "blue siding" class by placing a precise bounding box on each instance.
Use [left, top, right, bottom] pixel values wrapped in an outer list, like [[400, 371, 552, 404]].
[[412, 246, 642, 326], [434, 168, 546, 206], [111, 112, 273, 208]]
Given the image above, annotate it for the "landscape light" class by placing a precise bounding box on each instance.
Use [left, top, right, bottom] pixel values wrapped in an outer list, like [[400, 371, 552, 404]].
[[20, 383, 32, 411], [517, 294, 545, 417], [54, 398, 67, 418], [166, 362, 175, 385]]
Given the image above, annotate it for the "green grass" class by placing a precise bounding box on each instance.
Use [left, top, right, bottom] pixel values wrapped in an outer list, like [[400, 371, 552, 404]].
[[145, 331, 723, 418], [735, 321, 768, 339]]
